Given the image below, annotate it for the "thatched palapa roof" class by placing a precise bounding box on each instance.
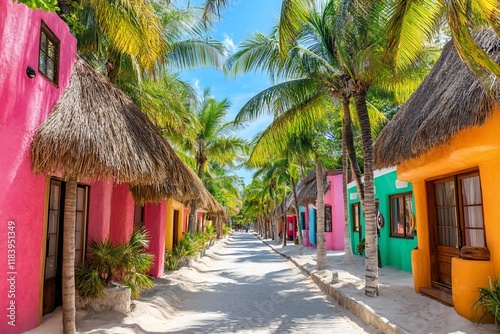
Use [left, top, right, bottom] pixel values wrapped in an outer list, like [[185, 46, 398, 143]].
[[31, 58, 188, 186], [374, 29, 500, 169], [130, 160, 205, 203], [32, 57, 227, 216], [297, 169, 328, 206]]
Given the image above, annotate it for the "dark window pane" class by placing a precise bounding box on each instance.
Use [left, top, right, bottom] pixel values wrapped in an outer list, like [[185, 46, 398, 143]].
[[435, 181, 455, 206]]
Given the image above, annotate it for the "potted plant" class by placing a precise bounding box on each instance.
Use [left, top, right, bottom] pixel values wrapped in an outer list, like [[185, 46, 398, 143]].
[[75, 227, 154, 306], [473, 277, 500, 326]]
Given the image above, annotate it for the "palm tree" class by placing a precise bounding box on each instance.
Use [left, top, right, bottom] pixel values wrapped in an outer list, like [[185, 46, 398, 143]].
[[229, 7, 385, 274], [75, 1, 227, 84], [204, 161, 244, 237], [251, 152, 307, 247], [386, 0, 500, 89], [183, 89, 248, 232], [276, 0, 433, 296]]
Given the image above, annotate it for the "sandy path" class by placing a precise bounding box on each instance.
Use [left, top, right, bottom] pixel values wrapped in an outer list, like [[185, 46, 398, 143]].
[[159, 232, 372, 333], [26, 232, 373, 334]]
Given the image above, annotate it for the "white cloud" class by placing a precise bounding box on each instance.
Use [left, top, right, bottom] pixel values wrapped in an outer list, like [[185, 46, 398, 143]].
[[223, 33, 236, 54]]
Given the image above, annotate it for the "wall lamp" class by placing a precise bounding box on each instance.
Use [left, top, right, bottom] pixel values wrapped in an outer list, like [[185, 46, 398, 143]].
[[26, 66, 36, 79]]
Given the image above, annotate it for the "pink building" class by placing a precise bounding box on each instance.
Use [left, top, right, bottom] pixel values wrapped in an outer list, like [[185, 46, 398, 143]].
[[323, 171, 344, 250], [296, 170, 345, 251], [0, 3, 170, 332]]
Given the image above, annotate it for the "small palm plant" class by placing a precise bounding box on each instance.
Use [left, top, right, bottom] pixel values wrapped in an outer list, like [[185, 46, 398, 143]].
[[75, 227, 154, 299], [474, 277, 500, 326], [164, 232, 210, 270]]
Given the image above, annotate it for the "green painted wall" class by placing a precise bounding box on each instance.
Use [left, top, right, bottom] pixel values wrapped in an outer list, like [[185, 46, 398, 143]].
[[347, 168, 417, 273]]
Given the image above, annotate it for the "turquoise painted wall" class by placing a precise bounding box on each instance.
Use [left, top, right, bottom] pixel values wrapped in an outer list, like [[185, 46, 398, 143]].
[[308, 206, 317, 245], [347, 169, 417, 273]]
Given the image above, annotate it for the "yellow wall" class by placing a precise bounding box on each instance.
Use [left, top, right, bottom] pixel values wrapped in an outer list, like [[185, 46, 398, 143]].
[[397, 108, 500, 321], [164, 199, 185, 251]]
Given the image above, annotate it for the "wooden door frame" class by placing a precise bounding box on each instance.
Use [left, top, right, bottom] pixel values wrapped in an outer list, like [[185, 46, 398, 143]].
[[40, 178, 90, 318], [426, 170, 483, 290]]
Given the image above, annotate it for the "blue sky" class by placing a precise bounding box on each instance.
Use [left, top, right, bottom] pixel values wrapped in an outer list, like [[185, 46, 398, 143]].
[[179, 1, 283, 185]]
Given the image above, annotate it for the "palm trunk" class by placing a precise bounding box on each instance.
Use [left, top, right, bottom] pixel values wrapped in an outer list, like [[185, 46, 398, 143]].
[[342, 96, 365, 207], [282, 215, 287, 246], [354, 88, 378, 297], [315, 158, 326, 270], [342, 128, 353, 265], [290, 175, 304, 255], [62, 177, 77, 334], [188, 199, 197, 233], [215, 216, 221, 239]]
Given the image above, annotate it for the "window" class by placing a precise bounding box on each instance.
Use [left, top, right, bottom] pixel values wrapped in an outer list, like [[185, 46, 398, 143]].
[[431, 171, 485, 248], [325, 205, 332, 232], [39, 21, 60, 85], [390, 192, 414, 238], [300, 212, 307, 230], [75, 185, 89, 267], [133, 203, 145, 230], [352, 203, 360, 232]]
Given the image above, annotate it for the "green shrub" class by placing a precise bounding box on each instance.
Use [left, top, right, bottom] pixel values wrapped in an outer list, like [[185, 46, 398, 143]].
[[75, 227, 154, 299], [356, 238, 365, 254], [222, 225, 230, 235], [164, 230, 217, 271], [205, 225, 216, 242], [474, 277, 500, 326], [164, 250, 179, 271]]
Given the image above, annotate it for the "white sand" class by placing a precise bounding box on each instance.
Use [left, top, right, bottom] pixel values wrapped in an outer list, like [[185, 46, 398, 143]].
[[25, 233, 498, 334], [262, 236, 498, 334], [26, 239, 231, 334]]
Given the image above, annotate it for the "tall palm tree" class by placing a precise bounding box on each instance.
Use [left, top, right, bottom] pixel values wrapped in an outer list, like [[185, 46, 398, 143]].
[[252, 152, 308, 248], [386, 0, 500, 89], [229, 6, 395, 275], [75, 1, 227, 84], [183, 89, 248, 232], [277, 0, 434, 296]]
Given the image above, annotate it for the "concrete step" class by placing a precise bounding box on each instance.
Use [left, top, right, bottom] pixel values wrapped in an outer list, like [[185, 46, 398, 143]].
[[420, 287, 454, 307]]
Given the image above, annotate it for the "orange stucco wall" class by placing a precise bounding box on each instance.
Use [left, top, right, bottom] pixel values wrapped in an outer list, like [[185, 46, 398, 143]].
[[165, 199, 184, 251], [397, 107, 500, 321]]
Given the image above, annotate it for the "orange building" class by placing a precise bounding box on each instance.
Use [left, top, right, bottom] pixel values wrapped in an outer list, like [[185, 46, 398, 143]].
[[374, 30, 500, 321]]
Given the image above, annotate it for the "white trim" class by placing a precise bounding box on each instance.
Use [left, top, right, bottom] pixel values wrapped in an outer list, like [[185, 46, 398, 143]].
[[347, 167, 397, 189], [395, 179, 409, 189]]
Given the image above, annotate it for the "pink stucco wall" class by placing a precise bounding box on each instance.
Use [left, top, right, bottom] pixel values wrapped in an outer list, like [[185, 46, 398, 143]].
[[0, 1, 76, 333], [183, 208, 190, 234], [145, 202, 166, 277], [286, 216, 297, 240], [324, 174, 345, 251], [109, 183, 135, 244], [87, 180, 113, 241]]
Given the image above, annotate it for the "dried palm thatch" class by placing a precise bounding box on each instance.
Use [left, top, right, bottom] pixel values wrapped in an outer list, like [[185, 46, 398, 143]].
[[130, 160, 206, 203], [32, 58, 189, 186], [297, 169, 328, 206], [130, 161, 227, 216], [202, 190, 227, 217], [374, 29, 500, 169]]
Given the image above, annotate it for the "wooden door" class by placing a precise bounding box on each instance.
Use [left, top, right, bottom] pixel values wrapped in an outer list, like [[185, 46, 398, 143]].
[[43, 179, 64, 315], [43, 180, 89, 314], [173, 210, 180, 247], [429, 178, 459, 289]]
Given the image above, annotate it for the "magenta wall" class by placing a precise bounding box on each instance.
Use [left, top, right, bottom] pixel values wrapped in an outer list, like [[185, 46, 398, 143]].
[[324, 174, 345, 251], [87, 180, 113, 241], [286, 216, 297, 239], [0, 1, 76, 333], [145, 202, 167, 277], [109, 183, 135, 244]]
